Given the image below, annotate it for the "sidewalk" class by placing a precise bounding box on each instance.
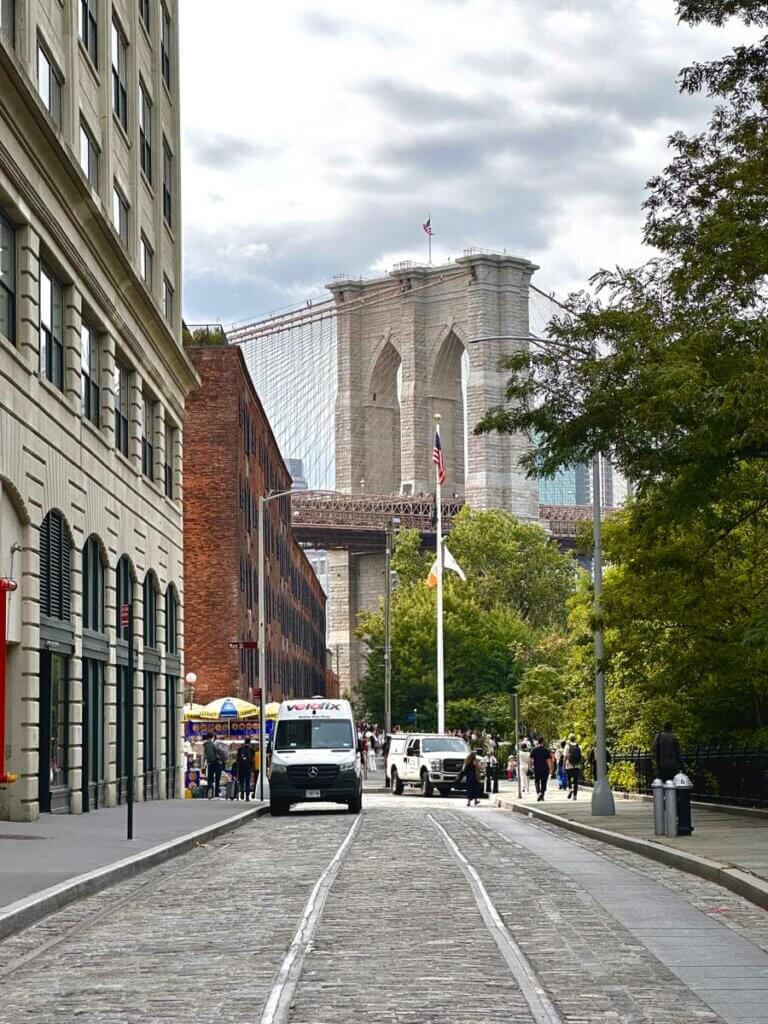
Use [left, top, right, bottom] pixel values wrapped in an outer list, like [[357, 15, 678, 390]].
[[0, 798, 263, 912], [496, 785, 768, 908]]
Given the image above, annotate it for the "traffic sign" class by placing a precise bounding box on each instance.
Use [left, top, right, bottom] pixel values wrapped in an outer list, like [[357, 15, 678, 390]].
[[229, 640, 259, 649]]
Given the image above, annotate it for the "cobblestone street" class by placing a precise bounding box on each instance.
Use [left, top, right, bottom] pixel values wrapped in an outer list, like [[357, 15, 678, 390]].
[[1, 792, 767, 1023]]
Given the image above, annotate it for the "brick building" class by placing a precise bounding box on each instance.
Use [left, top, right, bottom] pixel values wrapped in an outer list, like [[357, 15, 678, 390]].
[[183, 342, 328, 705]]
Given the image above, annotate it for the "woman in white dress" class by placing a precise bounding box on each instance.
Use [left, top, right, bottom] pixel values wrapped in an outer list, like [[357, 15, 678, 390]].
[[366, 731, 378, 773], [518, 741, 531, 793]]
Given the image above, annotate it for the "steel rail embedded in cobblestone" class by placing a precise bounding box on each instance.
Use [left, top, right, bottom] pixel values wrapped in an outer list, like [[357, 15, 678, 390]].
[[260, 815, 362, 1024], [429, 814, 565, 1024]]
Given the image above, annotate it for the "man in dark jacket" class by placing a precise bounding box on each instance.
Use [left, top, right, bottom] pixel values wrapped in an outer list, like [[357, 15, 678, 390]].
[[202, 732, 222, 799], [652, 722, 684, 781]]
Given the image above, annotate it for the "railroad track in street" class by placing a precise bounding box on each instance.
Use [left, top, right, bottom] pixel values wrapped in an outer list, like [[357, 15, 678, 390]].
[[0, 796, 752, 1022]]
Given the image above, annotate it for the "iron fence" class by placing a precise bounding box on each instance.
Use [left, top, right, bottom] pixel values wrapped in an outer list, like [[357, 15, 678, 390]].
[[608, 747, 768, 808]]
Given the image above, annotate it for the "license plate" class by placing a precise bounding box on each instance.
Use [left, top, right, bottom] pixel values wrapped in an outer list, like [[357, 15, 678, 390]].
[[305, 789, 321, 799]]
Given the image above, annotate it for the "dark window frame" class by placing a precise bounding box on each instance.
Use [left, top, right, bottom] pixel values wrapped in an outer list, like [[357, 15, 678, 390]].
[[40, 510, 72, 622], [143, 572, 157, 648], [79, 119, 99, 190], [1, 0, 15, 47], [138, 0, 150, 34], [0, 210, 15, 345], [139, 81, 153, 184], [140, 234, 153, 288], [164, 423, 174, 499], [37, 42, 62, 127], [79, 0, 98, 67], [82, 535, 105, 632], [162, 276, 173, 325], [114, 359, 129, 456], [160, 3, 171, 89], [165, 587, 178, 654], [111, 18, 128, 129], [142, 395, 155, 479], [112, 182, 128, 245], [162, 138, 173, 228], [81, 321, 100, 426], [39, 263, 64, 390]]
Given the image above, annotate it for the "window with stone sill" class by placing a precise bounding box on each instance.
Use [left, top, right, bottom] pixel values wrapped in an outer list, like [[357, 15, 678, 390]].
[[164, 423, 174, 499], [0, 0, 15, 47], [40, 263, 64, 391], [139, 81, 152, 184], [139, 0, 150, 34], [79, 0, 98, 67], [37, 44, 62, 128], [161, 3, 171, 90], [140, 235, 153, 288], [81, 322, 100, 426], [114, 359, 129, 456], [142, 394, 155, 480], [112, 19, 128, 130], [112, 183, 128, 245], [79, 121, 99, 190], [0, 210, 15, 344]]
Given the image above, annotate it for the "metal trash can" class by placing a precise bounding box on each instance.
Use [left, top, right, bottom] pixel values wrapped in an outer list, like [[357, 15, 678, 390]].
[[651, 778, 665, 835], [663, 779, 678, 837], [674, 772, 694, 836]]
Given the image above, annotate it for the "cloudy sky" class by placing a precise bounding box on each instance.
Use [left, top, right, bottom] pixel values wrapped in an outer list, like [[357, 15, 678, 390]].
[[180, 1, 751, 327]]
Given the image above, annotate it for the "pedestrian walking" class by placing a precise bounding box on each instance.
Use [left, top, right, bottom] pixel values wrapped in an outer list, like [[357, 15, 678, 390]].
[[556, 741, 568, 790], [518, 741, 531, 793], [485, 752, 499, 794], [236, 738, 255, 801], [563, 733, 583, 800], [463, 750, 482, 807], [651, 721, 684, 781], [530, 738, 552, 802], [203, 732, 223, 799], [366, 735, 378, 773]]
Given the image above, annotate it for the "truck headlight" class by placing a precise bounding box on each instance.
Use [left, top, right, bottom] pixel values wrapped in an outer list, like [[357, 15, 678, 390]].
[[429, 759, 442, 770], [270, 762, 287, 774], [339, 758, 357, 772]]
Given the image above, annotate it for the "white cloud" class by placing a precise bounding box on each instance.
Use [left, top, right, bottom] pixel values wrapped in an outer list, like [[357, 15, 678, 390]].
[[180, 0, 754, 323]]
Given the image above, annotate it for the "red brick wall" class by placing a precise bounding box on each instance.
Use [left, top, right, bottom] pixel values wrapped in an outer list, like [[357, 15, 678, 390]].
[[184, 344, 327, 707]]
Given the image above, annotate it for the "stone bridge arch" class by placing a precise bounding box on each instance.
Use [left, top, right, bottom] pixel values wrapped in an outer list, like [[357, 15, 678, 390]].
[[331, 251, 540, 516]]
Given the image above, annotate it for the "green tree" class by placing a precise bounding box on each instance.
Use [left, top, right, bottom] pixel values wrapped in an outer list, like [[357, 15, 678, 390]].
[[356, 511, 578, 731], [476, 1, 768, 548]]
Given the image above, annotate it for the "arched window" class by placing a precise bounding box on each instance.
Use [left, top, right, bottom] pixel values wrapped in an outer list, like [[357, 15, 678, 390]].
[[116, 555, 133, 639], [166, 586, 178, 655], [82, 535, 105, 632], [143, 571, 158, 648], [40, 510, 71, 621]]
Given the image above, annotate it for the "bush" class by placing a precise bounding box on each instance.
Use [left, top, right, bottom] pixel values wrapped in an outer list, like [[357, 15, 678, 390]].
[[608, 762, 638, 793]]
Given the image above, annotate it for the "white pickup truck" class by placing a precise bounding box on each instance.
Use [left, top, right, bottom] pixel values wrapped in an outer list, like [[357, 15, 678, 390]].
[[387, 733, 477, 796]]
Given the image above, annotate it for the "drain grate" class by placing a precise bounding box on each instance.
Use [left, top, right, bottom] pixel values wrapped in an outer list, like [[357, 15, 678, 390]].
[[0, 834, 48, 841]]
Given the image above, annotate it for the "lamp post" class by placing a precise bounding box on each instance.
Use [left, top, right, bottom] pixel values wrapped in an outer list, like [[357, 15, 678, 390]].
[[384, 517, 400, 736], [470, 331, 615, 817], [184, 671, 197, 705], [259, 487, 336, 800]]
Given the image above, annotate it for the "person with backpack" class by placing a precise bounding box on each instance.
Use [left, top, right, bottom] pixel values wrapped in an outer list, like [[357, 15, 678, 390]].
[[236, 738, 255, 802], [202, 732, 223, 800], [563, 733, 583, 800]]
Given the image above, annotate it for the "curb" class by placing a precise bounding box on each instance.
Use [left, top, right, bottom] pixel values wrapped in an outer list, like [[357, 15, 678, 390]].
[[0, 803, 268, 941], [581, 785, 768, 822], [498, 798, 768, 912]]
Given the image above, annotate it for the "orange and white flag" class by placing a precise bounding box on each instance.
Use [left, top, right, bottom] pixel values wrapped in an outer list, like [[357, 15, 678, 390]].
[[426, 545, 466, 588]]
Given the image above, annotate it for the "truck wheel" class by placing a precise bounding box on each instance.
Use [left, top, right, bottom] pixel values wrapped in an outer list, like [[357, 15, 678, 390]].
[[348, 793, 362, 814], [270, 801, 289, 816], [421, 772, 434, 797], [391, 769, 404, 795]]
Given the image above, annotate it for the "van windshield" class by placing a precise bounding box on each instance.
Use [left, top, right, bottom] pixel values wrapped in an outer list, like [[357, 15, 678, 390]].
[[422, 737, 469, 753], [275, 720, 354, 751]]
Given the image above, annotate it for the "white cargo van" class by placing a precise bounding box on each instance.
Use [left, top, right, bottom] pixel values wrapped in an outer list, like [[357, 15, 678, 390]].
[[268, 698, 362, 816]]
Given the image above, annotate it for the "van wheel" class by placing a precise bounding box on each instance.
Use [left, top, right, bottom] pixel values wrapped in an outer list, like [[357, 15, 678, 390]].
[[421, 772, 434, 797], [348, 793, 362, 814], [391, 769, 404, 795], [270, 801, 289, 816]]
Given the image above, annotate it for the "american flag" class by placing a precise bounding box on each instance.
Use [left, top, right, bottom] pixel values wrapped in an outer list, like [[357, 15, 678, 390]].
[[433, 430, 446, 485], [423, 217, 433, 236]]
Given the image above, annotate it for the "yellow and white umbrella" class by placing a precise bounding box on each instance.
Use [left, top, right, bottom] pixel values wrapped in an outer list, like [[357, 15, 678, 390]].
[[182, 702, 205, 721], [265, 701, 281, 719], [198, 696, 260, 720]]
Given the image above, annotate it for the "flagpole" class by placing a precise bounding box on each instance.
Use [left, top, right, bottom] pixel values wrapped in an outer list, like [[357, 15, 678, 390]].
[[435, 413, 445, 734], [428, 212, 432, 265]]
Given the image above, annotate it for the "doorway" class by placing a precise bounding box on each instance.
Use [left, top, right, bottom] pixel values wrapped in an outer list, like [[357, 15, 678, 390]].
[[38, 651, 69, 813], [82, 658, 104, 810]]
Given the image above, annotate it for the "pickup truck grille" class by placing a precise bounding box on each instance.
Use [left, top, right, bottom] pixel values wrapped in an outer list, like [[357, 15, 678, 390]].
[[443, 758, 463, 774], [287, 765, 339, 787]]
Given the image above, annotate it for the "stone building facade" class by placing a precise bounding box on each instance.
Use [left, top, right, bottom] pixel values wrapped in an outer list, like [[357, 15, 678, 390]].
[[0, 1, 196, 821], [184, 345, 328, 707]]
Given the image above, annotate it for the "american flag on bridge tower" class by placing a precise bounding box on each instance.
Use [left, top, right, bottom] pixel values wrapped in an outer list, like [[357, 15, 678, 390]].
[[433, 430, 446, 485], [423, 216, 433, 236]]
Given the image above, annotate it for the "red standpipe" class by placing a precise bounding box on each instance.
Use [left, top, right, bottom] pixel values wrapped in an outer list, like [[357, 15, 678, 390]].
[[0, 578, 19, 785]]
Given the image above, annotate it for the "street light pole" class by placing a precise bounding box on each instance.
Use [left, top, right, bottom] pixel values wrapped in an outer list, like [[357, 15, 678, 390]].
[[384, 526, 392, 735], [591, 453, 615, 816], [513, 690, 521, 800]]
